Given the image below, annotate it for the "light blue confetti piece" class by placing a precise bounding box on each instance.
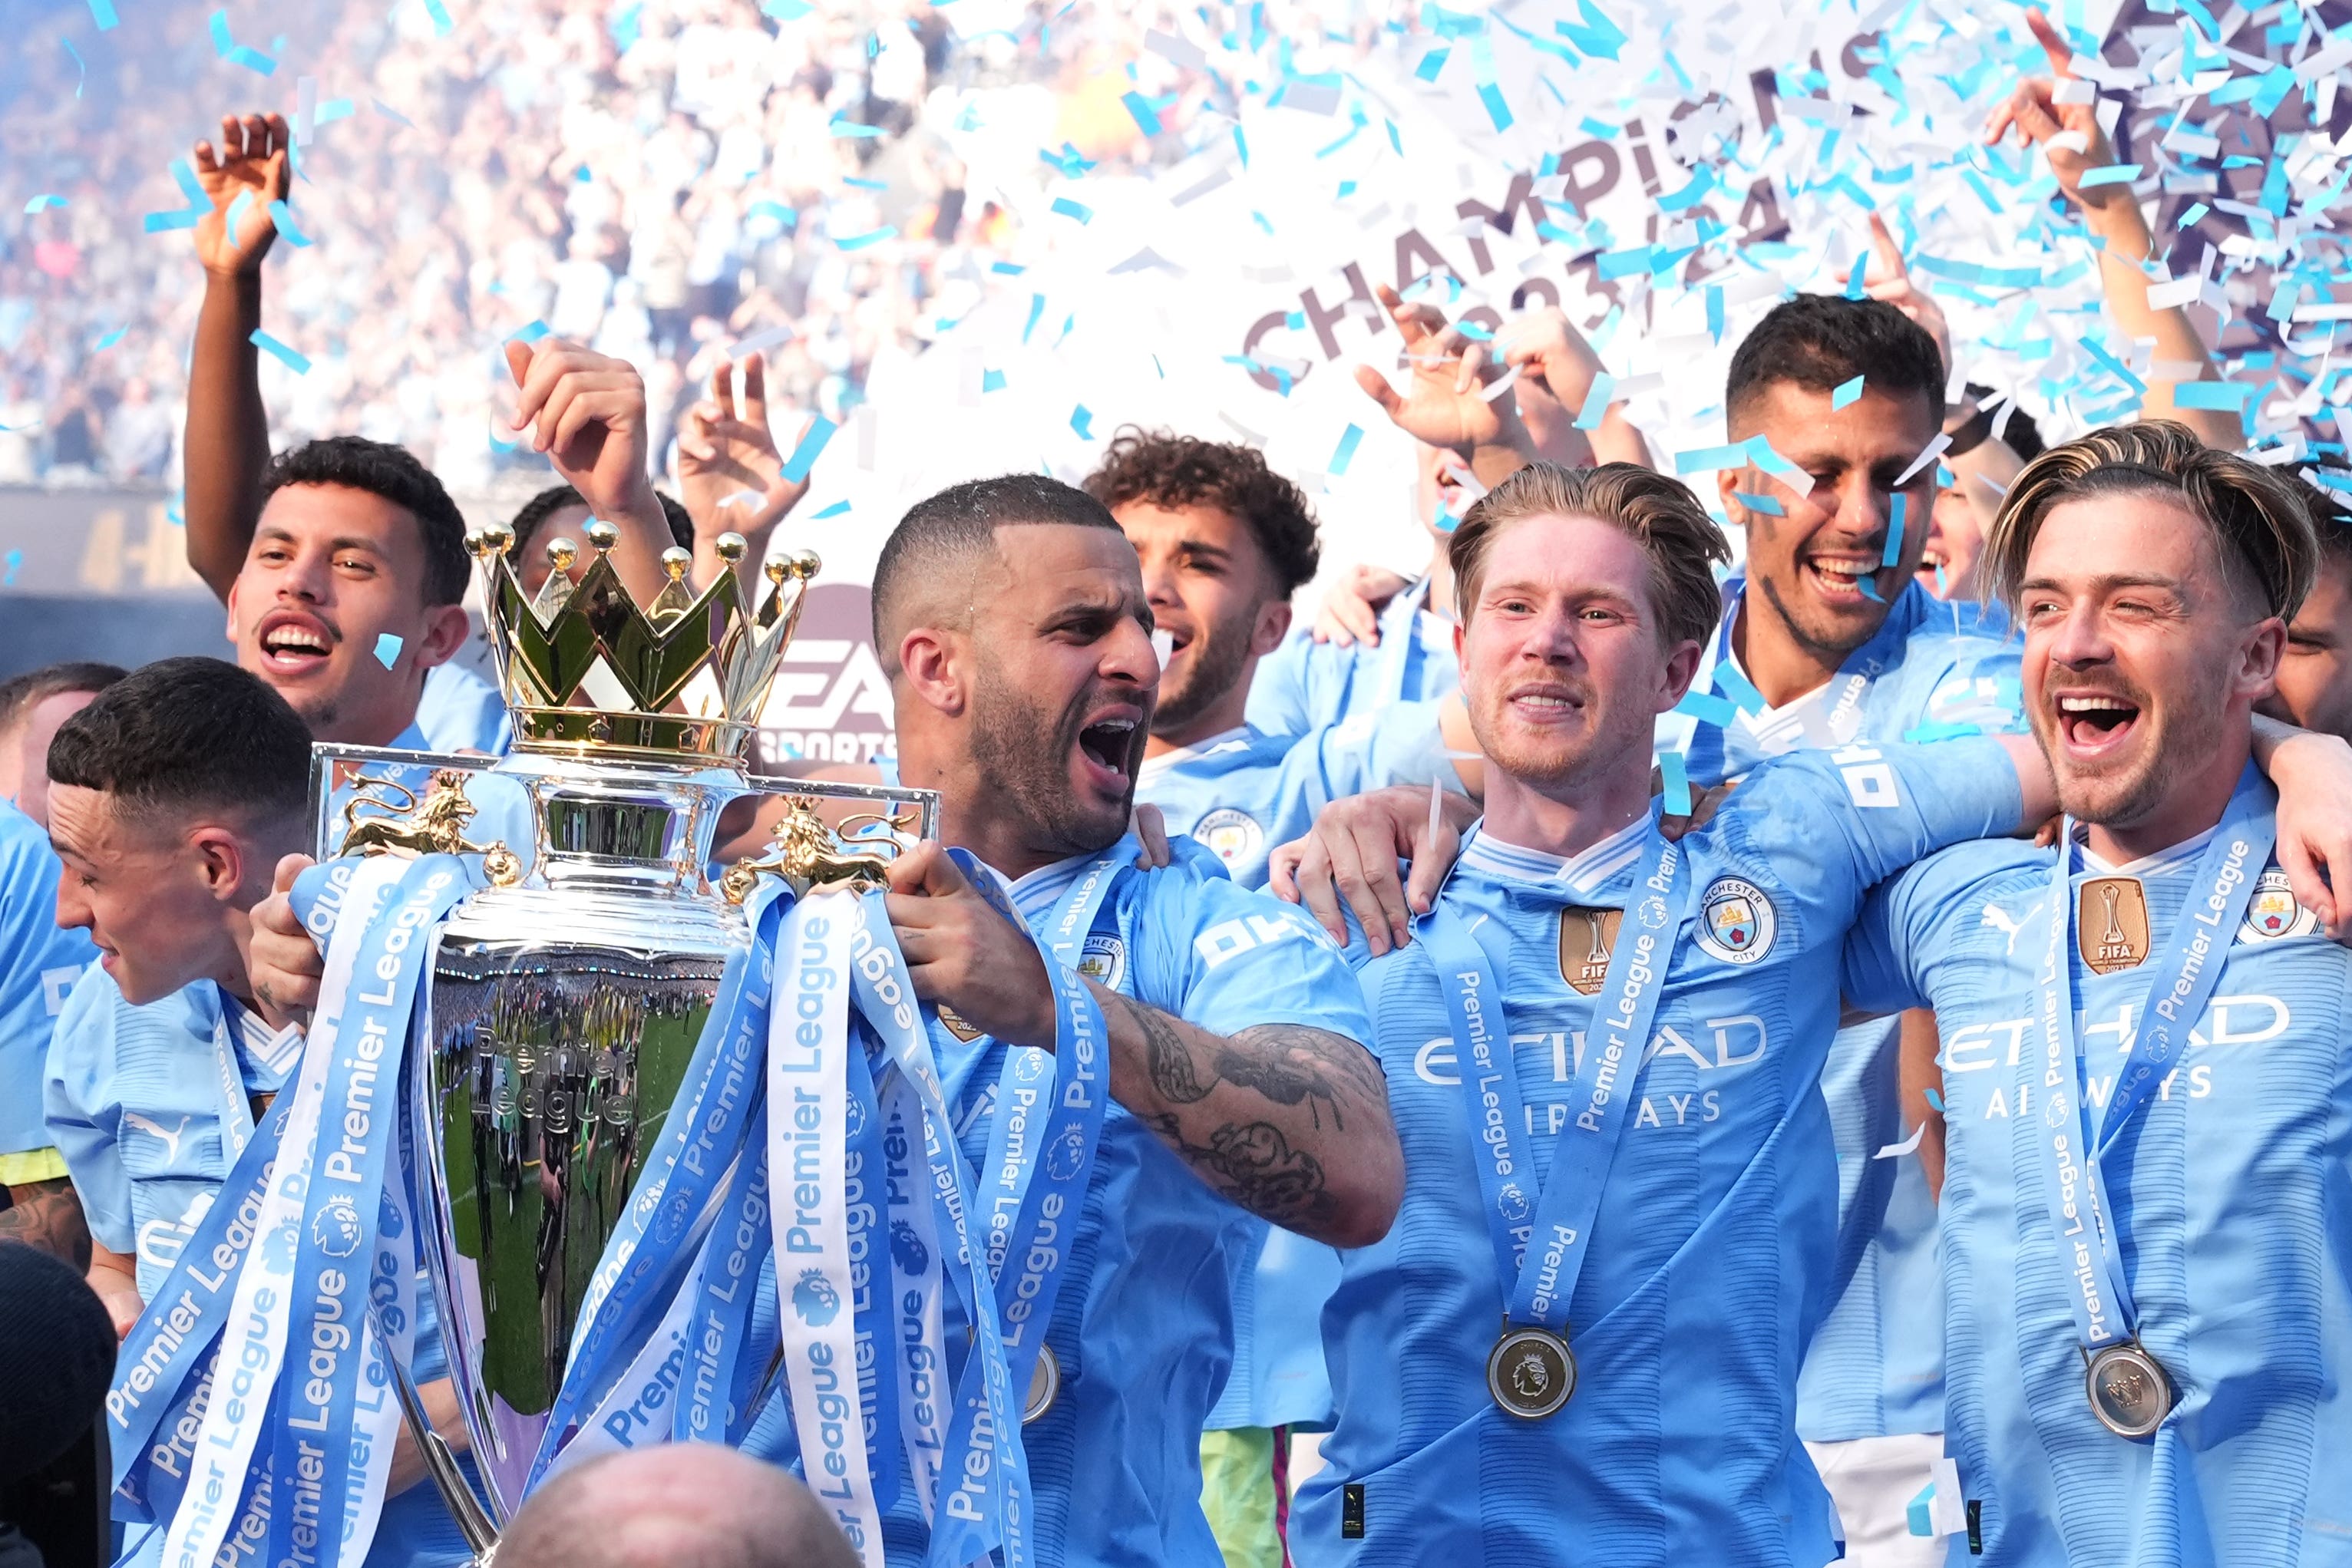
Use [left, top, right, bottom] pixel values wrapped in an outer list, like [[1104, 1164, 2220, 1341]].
[[210, 11, 276, 74], [63, 37, 85, 97], [91, 326, 125, 352], [1706, 285, 1725, 343], [841, 176, 886, 192], [811, 499, 851, 519], [371, 98, 414, 127], [1660, 751, 1693, 816], [1330, 423, 1363, 475], [834, 226, 897, 250], [2267, 280, 2302, 324], [267, 200, 312, 246], [1455, 319, 1494, 342], [1574, 373, 1616, 431], [1476, 81, 1513, 132], [1907, 1483, 1936, 1539], [1385, 118, 1402, 154], [421, 0, 452, 35], [1857, 576, 1885, 602], [505, 319, 550, 345], [762, 0, 812, 15], [314, 97, 355, 124], [1657, 166, 1716, 213], [1674, 443, 1752, 474], [144, 209, 202, 233], [1070, 404, 1095, 440], [22, 195, 66, 214], [829, 115, 884, 138], [2078, 164, 2142, 188], [1415, 45, 1450, 80], [1233, 125, 1249, 169], [1050, 196, 1092, 224], [1832, 375, 1865, 411], [2178, 201, 2211, 228], [989, 260, 1024, 276], [1743, 436, 1809, 487], [1924, 1086, 1944, 1113], [1, 548, 18, 586], [88, 0, 117, 27], [1882, 493, 1906, 568], [1022, 292, 1046, 345], [374, 633, 403, 668], [1732, 490, 1785, 516], [1121, 91, 1161, 136], [1712, 661, 1766, 714], [2077, 335, 2148, 394], [780, 416, 839, 483], [170, 158, 205, 205], [1673, 688, 1738, 728], [1151, 354, 1164, 379], [1844, 253, 1870, 299], [2171, 379, 2254, 409], [980, 368, 1006, 394], [249, 329, 310, 374]]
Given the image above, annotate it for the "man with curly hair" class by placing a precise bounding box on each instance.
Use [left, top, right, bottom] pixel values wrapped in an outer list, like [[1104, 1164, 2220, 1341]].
[[1082, 428, 1474, 1568]]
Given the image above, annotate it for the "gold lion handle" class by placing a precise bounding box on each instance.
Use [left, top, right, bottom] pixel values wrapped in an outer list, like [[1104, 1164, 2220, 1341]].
[[336, 769, 521, 887], [720, 797, 919, 904]]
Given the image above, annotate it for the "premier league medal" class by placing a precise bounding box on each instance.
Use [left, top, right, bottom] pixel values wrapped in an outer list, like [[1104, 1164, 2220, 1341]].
[[2085, 1341, 2174, 1438], [1025, 1345, 1062, 1423], [1486, 1325, 1577, 1420]]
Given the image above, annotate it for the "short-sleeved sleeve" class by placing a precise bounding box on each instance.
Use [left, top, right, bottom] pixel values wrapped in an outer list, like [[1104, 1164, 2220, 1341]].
[[1243, 634, 1319, 738], [1727, 738, 2022, 919], [0, 820, 96, 1155], [1843, 839, 2044, 1015], [1131, 871, 1375, 1047], [44, 970, 134, 1253], [1908, 641, 2027, 740], [1257, 700, 1459, 851]]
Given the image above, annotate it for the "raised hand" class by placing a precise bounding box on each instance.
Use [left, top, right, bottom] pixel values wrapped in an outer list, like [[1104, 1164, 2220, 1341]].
[[193, 112, 289, 278], [1860, 213, 1954, 384], [677, 353, 809, 536], [504, 338, 659, 524], [1985, 8, 2118, 213], [1313, 563, 1413, 646], [1353, 285, 1531, 469]]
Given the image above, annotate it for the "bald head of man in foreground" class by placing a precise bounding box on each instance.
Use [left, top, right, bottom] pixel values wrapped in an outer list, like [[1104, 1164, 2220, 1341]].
[[494, 1444, 860, 1568]]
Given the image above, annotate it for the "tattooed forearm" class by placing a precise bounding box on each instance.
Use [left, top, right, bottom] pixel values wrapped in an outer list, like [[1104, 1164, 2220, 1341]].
[[0, 1177, 93, 1271], [1128, 993, 1215, 1104], [1212, 1025, 1389, 1131], [1142, 1112, 1333, 1233]]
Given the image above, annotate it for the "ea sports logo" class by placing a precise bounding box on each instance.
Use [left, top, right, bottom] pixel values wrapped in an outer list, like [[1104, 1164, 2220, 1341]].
[[311, 1196, 365, 1259], [1694, 876, 1776, 966], [791, 1269, 842, 1327]]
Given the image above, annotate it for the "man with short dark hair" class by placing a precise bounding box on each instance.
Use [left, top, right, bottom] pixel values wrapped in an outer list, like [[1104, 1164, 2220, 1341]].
[[2261, 496, 2352, 742], [38, 657, 473, 1568], [177, 110, 685, 755], [1843, 422, 2352, 1563], [0, 660, 125, 1266]]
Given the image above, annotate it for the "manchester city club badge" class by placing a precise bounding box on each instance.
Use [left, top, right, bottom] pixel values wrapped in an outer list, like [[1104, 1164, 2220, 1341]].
[[1191, 807, 1265, 870], [1693, 876, 1776, 966], [1486, 1325, 1577, 1420], [2076, 876, 2151, 974], [2085, 1341, 2173, 1438], [2238, 869, 2317, 942]]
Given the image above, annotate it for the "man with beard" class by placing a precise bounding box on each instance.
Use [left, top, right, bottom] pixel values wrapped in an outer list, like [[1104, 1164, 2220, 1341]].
[[246, 473, 1403, 1568], [1841, 422, 2352, 1565], [1082, 429, 1469, 1566]]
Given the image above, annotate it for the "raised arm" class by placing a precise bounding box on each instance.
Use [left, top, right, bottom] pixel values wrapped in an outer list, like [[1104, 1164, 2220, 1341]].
[[183, 112, 289, 599], [1987, 8, 2236, 449], [1354, 285, 1537, 490], [882, 843, 1402, 1248], [1501, 306, 1649, 469], [672, 352, 809, 599], [504, 338, 679, 603]]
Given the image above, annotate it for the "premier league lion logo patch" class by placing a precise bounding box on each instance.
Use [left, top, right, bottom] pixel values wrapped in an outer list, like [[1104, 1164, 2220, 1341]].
[[1192, 808, 1265, 870], [890, 1220, 930, 1277], [2238, 870, 2317, 943], [791, 1269, 842, 1327], [1694, 876, 1776, 966], [311, 1196, 365, 1259], [1045, 1124, 1090, 1182]]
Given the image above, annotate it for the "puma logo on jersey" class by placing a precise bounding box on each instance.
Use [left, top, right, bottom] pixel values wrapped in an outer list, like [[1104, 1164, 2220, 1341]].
[[122, 1111, 190, 1162], [1977, 897, 2045, 956]]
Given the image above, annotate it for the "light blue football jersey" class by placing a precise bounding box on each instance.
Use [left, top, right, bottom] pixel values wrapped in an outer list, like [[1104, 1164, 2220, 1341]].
[[0, 801, 97, 1156], [1139, 710, 1458, 1432], [1843, 803, 2352, 1567], [876, 847, 1378, 1568], [1293, 740, 2021, 1567], [1657, 576, 2026, 1447], [1245, 578, 1459, 737], [414, 662, 512, 756], [46, 968, 473, 1567]]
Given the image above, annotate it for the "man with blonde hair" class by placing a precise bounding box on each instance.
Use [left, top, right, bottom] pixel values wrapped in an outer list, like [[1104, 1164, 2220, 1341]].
[[1842, 422, 2352, 1565]]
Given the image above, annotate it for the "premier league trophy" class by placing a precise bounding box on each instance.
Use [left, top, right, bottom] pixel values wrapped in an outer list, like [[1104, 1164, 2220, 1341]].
[[320, 523, 940, 1556]]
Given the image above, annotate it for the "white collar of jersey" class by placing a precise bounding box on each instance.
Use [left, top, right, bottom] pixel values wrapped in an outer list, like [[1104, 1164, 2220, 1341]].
[[1005, 852, 1091, 926], [2073, 821, 2219, 880], [1456, 814, 1647, 901], [219, 988, 306, 1081], [1137, 725, 1254, 787]]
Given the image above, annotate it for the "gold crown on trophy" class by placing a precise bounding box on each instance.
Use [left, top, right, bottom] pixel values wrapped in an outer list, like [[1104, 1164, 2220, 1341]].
[[467, 519, 819, 763]]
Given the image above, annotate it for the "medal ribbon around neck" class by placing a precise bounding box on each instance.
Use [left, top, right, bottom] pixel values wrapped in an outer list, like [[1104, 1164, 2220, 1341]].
[[1416, 821, 1692, 1340], [2033, 764, 2272, 1360], [1373, 575, 1436, 709], [1684, 576, 1912, 782]]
